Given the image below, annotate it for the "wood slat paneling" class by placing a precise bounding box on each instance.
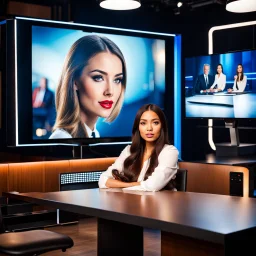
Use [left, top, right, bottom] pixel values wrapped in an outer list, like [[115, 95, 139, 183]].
[[179, 162, 249, 197], [44, 158, 116, 192], [0, 164, 8, 195], [44, 160, 70, 192], [69, 158, 116, 173], [3, 159, 251, 196], [6, 158, 116, 194], [8, 162, 45, 193], [7, 1, 51, 19]]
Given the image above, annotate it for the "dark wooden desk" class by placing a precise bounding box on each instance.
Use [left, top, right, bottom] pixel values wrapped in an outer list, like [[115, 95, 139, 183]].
[[4, 189, 256, 256]]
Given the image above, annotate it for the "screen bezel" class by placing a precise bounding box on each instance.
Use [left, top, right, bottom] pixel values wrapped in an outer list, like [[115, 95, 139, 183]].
[[7, 17, 175, 146], [184, 49, 256, 121]]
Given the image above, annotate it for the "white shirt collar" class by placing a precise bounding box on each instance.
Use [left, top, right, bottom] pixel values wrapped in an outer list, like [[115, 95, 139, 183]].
[[84, 123, 100, 138]]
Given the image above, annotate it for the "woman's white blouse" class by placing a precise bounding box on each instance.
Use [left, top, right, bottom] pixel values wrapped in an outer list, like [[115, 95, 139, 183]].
[[49, 128, 72, 139], [98, 144, 179, 192], [210, 73, 226, 91], [49, 125, 100, 139], [232, 75, 247, 92]]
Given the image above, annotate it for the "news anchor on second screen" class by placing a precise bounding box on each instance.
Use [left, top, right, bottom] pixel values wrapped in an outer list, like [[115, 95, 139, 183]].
[[194, 64, 214, 94], [228, 64, 247, 92], [209, 64, 226, 92]]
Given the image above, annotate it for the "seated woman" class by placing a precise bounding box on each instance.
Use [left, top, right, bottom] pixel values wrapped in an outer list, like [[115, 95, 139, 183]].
[[228, 64, 247, 93], [209, 64, 226, 92], [98, 103, 179, 192]]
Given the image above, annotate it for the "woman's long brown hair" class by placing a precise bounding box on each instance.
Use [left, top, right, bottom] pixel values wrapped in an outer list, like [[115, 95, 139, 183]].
[[236, 64, 244, 81], [112, 104, 170, 182]]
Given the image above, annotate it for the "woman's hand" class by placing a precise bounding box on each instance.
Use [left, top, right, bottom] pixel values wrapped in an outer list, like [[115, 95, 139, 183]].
[[227, 88, 232, 92], [234, 75, 237, 80]]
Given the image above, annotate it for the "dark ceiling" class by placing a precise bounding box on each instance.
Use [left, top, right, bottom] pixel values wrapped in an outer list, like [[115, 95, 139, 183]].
[[140, 0, 226, 14], [0, 0, 228, 17], [6, 0, 227, 10], [97, 0, 227, 13], [140, 0, 226, 9], [74, 0, 228, 16]]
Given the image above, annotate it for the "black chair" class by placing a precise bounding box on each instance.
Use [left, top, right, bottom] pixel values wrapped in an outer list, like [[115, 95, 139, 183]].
[[163, 168, 188, 191], [175, 168, 188, 192], [0, 206, 74, 255]]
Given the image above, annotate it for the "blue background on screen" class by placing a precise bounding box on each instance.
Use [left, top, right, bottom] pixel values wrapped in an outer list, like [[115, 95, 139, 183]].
[[185, 50, 256, 93], [32, 26, 166, 139], [185, 50, 256, 119]]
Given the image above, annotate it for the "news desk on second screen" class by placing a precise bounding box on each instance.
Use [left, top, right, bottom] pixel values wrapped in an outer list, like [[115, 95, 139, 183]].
[[4, 188, 256, 256], [186, 92, 256, 118]]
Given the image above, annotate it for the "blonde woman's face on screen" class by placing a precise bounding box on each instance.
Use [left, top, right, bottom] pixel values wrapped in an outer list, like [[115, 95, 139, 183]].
[[75, 51, 123, 122], [139, 110, 162, 143]]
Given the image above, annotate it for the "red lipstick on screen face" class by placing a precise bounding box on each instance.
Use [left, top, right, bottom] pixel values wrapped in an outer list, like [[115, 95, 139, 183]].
[[99, 100, 113, 109]]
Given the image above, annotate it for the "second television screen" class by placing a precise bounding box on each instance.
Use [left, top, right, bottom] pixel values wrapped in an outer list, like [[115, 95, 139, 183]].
[[185, 49, 256, 119], [32, 25, 166, 140]]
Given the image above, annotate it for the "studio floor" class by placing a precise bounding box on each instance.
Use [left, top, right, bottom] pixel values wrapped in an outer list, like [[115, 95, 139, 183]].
[[45, 217, 160, 256]]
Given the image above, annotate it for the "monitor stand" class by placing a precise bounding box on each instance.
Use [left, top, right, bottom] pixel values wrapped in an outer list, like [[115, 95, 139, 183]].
[[72, 145, 108, 159], [72, 145, 83, 159], [215, 120, 256, 157], [72, 145, 95, 159]]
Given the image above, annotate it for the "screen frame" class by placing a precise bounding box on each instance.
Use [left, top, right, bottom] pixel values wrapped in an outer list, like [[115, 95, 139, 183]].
[[184, 48, 256, 121], [6, 17, 177, 147]]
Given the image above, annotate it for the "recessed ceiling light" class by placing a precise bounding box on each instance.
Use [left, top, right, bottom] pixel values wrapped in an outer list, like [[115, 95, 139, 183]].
[[99, 0, 141, 10], [177, 2, 183, 8], [226, 0, 256, 13]]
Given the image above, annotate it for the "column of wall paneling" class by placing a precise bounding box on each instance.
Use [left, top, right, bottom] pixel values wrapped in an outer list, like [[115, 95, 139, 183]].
[[0, 160, 251, 197]]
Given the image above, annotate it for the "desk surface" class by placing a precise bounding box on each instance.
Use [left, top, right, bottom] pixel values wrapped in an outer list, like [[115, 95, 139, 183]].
[[5, 189, 256, 245], [186, 93, 256, 118]]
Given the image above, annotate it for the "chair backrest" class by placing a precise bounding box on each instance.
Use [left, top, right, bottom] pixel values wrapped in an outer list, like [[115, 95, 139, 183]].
[[175, 169, 188, 192]]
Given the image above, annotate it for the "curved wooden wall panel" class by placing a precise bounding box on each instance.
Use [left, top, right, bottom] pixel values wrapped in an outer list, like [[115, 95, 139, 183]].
[[8, 162, 45, 193], [69, 158, 117, 172], [45, 158, 116, 192], [179, 162, 249, 197], [0, 164, 8, 196], [1, 159, 251, 197], [6, 158, 117, 193], [44, 160, 70, 192], [7, 2, 51, 19]]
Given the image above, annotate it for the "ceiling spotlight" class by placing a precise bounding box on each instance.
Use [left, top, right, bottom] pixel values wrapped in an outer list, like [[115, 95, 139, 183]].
[[226, 0, 256, 13], [99, 0, 141, 10], [177, 1, 183, 8]]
